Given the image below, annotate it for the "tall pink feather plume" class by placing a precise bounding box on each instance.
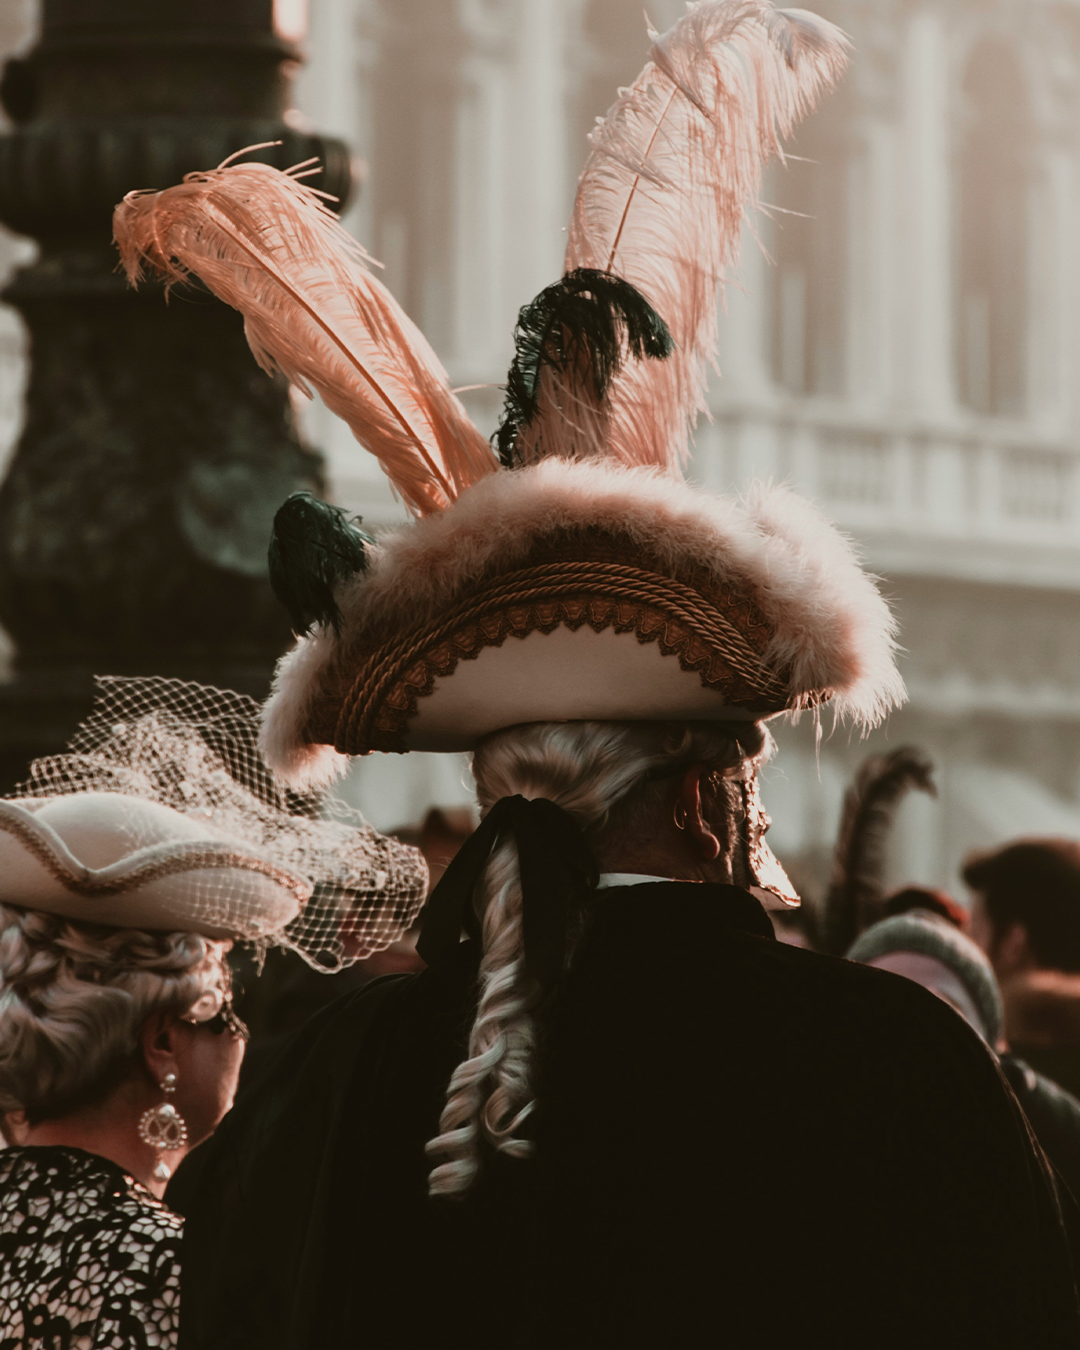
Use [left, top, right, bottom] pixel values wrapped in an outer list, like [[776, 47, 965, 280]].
[[113, 161, 494, 516], [561, 2, 850, 474]]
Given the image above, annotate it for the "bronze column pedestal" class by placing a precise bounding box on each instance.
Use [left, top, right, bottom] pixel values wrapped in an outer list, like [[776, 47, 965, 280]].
[[0, 0, 352, 786]]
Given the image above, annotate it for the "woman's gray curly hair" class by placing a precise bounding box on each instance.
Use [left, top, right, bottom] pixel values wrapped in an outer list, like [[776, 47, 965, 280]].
[[0, 905, 227, 1125], [425, 717, 771, 1198]]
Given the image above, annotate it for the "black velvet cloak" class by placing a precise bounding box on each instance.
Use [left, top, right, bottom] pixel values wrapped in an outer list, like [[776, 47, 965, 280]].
[[168, 883, 1080, 1348]]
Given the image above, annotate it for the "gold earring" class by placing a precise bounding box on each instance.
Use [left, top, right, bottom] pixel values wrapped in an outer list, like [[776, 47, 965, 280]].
[[673, 801, 687, 831], [138, 1071, 188, 1182]]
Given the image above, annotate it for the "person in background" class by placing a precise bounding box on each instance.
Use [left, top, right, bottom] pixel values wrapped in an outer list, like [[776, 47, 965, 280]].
[[773, 884, 968, 952], [966, 839, 1080, 1099], [848, 907, 1080, 1210], [885, 885, 969, 929]]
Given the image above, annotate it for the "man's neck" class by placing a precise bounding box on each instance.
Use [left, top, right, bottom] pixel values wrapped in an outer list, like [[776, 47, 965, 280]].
[[596, 847, 734, 887]]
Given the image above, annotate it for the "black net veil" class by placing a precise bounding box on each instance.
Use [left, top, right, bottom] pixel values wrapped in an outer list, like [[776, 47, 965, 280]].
[[9, 676, 427, 972]]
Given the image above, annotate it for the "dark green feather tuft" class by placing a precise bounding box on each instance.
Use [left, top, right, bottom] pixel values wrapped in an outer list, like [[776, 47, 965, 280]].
[[268, 492, 374, 637], [494, 268, 674, 467]]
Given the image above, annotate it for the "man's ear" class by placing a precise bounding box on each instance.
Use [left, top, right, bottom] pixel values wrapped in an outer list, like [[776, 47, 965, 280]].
[[678, 766, 721, 862]]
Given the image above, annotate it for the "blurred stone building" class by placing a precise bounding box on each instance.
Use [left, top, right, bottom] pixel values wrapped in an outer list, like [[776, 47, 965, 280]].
[[5, 0, 1080, 897]]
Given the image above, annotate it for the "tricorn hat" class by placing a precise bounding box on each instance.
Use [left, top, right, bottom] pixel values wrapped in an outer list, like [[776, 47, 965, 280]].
[[114, 4, 902, 831], [259, 462, 902, 784]]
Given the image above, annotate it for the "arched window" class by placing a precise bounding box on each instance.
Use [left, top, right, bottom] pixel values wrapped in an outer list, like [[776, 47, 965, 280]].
[[768, 89, 850, 397], [957, 42, 1031, 417]]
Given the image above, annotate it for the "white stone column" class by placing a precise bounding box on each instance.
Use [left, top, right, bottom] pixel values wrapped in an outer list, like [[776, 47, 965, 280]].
[[846, 116, 898, 412], [295, 0, 364, 227], [501, 0, 570, 327], [1063, 148, 1080, 438], [449, 32, 511, 383], [438, 0, 572, 423], [897, 6, 956, 418], [296, 0, 401, 520], [700, 210, 777, 490], [715, 216, 774, 401], [1028, 142, 1074, 435], [889, 742, 947, 887]]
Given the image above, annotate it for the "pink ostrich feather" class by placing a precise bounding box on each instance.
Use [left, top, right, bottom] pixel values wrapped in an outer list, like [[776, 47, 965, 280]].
[[113, 159, 494, 516], [556, 2, 850, 474]]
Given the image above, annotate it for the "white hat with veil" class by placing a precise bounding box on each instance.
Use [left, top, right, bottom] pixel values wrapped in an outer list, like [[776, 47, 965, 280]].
[[0, 676, 427, 970]]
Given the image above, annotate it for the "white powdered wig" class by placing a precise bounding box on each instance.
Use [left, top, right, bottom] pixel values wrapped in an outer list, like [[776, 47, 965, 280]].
[[259, 460, 904, 784], [426, 717, 770, 1198]]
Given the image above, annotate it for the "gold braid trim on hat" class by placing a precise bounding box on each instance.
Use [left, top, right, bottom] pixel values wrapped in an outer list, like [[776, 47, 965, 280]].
[[0, 809, 311, 904], [328, 559, 793, 755]]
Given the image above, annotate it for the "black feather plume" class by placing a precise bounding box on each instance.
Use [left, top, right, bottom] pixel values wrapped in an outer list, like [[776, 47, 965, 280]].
[[268, 492, 374, 637], [494, 268, 674, 467], [821, 747, 937, 956]]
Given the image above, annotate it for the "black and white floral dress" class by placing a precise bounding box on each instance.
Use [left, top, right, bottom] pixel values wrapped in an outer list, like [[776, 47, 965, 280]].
[[0, 1145, 181, 1348]]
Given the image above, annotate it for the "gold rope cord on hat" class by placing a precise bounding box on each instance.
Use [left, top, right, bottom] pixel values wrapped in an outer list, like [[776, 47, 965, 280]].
[[336, 560, 792, 754], [0, 810, 311, 904]]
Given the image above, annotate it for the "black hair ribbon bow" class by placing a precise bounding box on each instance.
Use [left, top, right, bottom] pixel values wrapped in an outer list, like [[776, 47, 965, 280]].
[[416, 795, 599, 988]]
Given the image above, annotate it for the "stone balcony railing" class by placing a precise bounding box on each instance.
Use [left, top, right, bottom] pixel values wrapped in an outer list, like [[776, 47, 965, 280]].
[[701, 400, 1080, 590], [322, 385, 1080, 594]]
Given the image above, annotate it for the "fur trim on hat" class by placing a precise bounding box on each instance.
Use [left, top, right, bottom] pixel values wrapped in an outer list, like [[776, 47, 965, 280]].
[[260, 625, 352, 791], [260, 460, 905, 784]]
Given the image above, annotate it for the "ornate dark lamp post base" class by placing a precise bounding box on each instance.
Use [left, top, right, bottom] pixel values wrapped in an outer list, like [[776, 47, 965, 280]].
[[0, 0, 352, 787]]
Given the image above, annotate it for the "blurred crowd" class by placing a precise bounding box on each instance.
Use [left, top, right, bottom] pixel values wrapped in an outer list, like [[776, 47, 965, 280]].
[[808, 833, 1080, 1205]]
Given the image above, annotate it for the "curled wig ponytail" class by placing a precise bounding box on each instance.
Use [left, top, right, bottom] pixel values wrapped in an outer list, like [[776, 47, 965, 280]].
[[425, 718, 769, 1198]]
